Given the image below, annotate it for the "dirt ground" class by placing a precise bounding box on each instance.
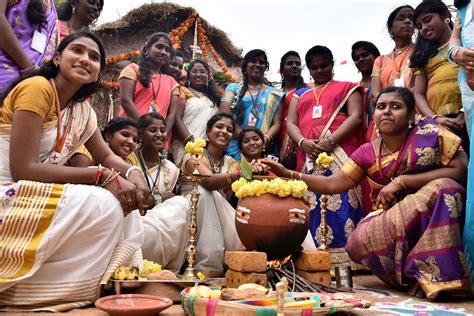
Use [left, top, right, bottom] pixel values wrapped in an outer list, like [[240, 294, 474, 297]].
[[4, 275, 474, 315]]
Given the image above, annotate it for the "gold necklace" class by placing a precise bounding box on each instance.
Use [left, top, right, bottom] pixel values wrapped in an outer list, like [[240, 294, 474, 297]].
[[393, 45, 411, 56]]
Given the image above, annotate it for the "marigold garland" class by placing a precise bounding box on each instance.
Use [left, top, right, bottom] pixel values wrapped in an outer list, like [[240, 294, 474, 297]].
[[231, 177, 308, 199]]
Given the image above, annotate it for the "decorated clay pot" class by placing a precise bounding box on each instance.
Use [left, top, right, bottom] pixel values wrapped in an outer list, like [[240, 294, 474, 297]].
[[235, 193, 310, 260]]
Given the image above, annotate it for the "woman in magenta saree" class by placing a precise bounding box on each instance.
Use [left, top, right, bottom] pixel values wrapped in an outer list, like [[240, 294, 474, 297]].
[[265, 86, 469, 299]]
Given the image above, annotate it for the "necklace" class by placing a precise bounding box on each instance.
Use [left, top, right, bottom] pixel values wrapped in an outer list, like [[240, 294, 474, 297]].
[[393, 45, 411, 56], [438, 41, 449, 51], [138, 150, 162, 192], [381, 140, 397, 155], [150, 75, 162, 112], [204, 148, 223, 174]]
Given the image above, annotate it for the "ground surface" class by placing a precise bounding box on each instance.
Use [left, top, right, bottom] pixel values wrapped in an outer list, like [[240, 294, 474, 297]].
[[4, 275, 474, 315]]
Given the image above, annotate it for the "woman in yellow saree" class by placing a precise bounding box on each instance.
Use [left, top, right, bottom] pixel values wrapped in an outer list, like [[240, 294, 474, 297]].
[[0, 32, 149, 311]]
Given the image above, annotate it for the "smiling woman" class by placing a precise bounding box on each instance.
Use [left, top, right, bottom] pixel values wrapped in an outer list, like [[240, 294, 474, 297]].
[[0, 32, 148, 310]]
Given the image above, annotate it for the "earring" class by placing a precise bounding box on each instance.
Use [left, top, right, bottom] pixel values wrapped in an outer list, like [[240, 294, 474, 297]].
[[445, 18, 451, 24], [376, 128, 381, 138], [408, 121, 413, 129], [72, 6, 76, 14], [53, 60, 59, 68]]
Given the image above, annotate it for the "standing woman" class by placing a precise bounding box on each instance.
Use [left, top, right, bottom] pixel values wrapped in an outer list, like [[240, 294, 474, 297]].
[[449, 0, 474, 292], [172, 59, 220, 167], [57, 0, 104, 40], [411, 1, 467, 152], [0, 32, 148, 309], [351, 41, 380, 136], [371, 5, 415, 101], [220, 49, 284, 160], [0, 0, 59, 94], [286, 45, 364, 264], [119, 32, 179, 138], [279, 51, 306, 169]]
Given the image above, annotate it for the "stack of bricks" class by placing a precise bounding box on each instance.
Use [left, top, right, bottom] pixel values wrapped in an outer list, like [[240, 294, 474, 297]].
[[224, 251, 268, 288], [294, 250, 332, 286]]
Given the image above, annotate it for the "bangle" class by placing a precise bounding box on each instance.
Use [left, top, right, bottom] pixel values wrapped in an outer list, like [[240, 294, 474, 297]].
[[19, 64, 39, 75], [94, 164, 106, 185], [448, 45, 462, 64], [226, 172, 233, 185], [297, 172, 303, 180], [432, 114, 442, 120], [289, 170, 294, 179], [327, 135, 336, 146], [392, 176, 407, 190], [297, 138, 306, 148], [125, 166, 141, 179], [102, 170, 120, 187], [184, 135, 194, 143]]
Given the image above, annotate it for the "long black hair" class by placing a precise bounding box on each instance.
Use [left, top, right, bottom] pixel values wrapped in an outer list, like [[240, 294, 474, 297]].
[[279, 51, 305, 90], [1, 32, 106, 104], [187, 59, 222, 106], [138, 32, 175, 88], [57, 0, 104, 21], [410, 1, 452, 69], [233, 49, 269, 124]]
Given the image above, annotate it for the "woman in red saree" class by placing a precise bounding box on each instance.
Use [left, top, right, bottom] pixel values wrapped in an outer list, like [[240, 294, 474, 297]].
[[286, 45, 365, 264], [265, 86, 469, 299]]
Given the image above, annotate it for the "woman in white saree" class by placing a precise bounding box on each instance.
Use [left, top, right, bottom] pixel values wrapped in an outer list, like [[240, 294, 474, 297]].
[[171, 59, 221, 167], [130, 112, 191, 273], [0, 33, 148, 311], [182, 112, 247, 276]]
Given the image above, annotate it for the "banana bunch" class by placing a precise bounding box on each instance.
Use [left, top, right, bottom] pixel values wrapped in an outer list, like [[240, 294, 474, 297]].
[[188, 285, 222, 299], [113, 266, 140, 280]]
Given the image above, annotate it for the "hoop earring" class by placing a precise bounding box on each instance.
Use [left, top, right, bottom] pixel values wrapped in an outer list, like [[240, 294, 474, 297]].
[[445, 18, 451, 24]]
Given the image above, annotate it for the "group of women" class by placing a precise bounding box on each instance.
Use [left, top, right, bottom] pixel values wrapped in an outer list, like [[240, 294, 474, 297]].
[[1, 0, 474, 310]]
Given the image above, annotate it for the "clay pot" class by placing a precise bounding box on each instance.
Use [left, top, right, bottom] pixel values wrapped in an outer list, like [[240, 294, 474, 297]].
[[235, 193, 310, 260]]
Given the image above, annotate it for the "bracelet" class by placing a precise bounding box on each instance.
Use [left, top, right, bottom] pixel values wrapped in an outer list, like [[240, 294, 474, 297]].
[[19, 64, 39, 75], [100, 168, 116, 187], [125, 166, 141, 179], [432, 114, 442, 120], [447, 45, 462, 64], [327, 135, 336, 146], [102, 171, 120, 187], [94, 164, 106, 185], [226, 172, 233, 185], [289, 170, 294, 179], [392, 176, 407, 190], [297, 172, 303, 180], [184, 135, 194, 143], [297, 138, 306, 148]]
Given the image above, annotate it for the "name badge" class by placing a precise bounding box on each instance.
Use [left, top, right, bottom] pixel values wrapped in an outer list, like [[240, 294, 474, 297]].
[[394, 77, 405, 88], [248, 112, 257, 126], [31, 30, 47, 53], [312, 104, 323, 119]]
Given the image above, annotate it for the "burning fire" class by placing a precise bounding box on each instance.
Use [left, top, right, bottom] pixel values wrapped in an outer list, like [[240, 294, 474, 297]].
[[267, 255, 292, 268]]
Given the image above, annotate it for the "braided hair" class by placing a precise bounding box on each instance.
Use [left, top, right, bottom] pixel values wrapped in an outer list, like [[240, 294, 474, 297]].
[[233, 49, 269, 124], [137, 32, 174, 88], [279, 51, 305, 90], [410, 0, 453, 69]]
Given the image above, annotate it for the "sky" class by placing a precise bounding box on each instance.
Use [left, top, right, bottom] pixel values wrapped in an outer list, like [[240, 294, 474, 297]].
[[97, 0, 455, 82]]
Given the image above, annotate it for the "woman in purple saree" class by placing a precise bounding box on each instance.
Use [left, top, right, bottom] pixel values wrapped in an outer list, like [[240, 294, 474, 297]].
[[0, 0, 58, 94], [264, 86, 469, 299]]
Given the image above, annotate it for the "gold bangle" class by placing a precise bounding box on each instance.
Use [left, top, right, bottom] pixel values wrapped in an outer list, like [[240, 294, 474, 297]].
[[298, 172, 303, 180], [452, 48, 461, 64], [289, 170, 294, 179], [226, 172, 233, 185], [298, 138, 306, 148], [392, 176, 407, 190]]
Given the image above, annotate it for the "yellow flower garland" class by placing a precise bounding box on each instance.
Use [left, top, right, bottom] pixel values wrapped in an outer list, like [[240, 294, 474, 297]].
[[232, 177, 307, 199], [185, 137, 206, 155]]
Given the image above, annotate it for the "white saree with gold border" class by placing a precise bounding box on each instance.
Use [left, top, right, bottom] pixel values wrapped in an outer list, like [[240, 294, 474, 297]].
[[0, 101, 143, 312]]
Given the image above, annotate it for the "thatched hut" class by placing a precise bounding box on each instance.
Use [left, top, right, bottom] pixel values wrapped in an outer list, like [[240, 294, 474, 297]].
[[92, 2, 243, 127]]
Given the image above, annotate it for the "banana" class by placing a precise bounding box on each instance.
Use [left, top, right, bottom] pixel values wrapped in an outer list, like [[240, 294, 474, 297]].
[[237, 283, 268, 294]]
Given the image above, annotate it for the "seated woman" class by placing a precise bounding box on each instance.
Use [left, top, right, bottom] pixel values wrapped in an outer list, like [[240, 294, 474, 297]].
[[68, 116, 139, 167], [171, 59, 221, 167], [0, 32, 148, 309], [132, 112, 190, 272], [182, 112, 245, 276], [264, 86, 468, 299]]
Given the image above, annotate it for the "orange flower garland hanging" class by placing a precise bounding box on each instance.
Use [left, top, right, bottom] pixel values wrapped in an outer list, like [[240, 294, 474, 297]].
[[168, 12, 198, 49]]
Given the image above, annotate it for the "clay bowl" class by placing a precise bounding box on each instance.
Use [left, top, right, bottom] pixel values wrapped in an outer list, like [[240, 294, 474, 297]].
[[235, 193, 310, 260], [95, 294, 172, 316]]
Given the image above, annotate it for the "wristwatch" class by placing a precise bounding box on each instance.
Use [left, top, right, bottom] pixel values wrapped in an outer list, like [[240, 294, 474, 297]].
[[327, 135, 336, 146]]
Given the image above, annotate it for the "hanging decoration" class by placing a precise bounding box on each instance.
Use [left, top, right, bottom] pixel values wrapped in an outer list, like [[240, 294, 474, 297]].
[[101, 12, 236, 88]]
